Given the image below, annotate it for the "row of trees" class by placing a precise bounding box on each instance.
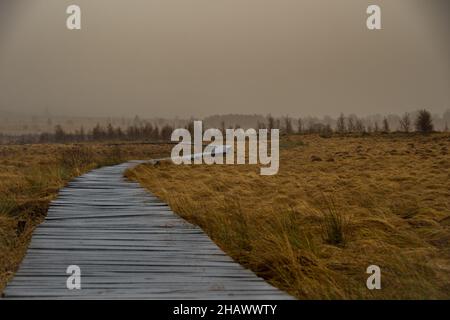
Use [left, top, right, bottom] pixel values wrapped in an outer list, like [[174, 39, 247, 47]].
[[263, 109, 440, 135], [0, 110, 445, 144], [41, 122, 175, 143], [335, 110, 435, 134]]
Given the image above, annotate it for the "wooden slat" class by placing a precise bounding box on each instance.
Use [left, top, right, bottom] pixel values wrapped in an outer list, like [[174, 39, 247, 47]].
[[3, 161, 291, 300]]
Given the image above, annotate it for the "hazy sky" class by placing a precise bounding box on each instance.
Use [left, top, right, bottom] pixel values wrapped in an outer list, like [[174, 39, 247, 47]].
[[0, 0, 449, 118]]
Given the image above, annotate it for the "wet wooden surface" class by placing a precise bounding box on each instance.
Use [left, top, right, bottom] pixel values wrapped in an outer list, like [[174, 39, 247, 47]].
[[4, 161, 291, 299]]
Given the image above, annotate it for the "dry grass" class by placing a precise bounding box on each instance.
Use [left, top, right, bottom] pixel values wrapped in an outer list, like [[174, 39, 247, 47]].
[[127, 133, 450, 299], [0, 142, 171, 293]]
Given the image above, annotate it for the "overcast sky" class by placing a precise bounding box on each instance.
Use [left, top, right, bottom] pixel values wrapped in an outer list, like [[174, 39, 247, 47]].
[[0, 0, 449, 118]]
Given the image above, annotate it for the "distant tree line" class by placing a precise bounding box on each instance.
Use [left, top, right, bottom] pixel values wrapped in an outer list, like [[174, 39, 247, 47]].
[[206, 109, 450, 134], [0, 109, 448, 144], [259, 109, 441, 135], [40, 122, 176, 143], [0, 122, 177, 144]]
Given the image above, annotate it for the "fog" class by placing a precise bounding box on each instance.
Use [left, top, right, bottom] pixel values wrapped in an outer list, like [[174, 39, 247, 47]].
[[0, 0, 449, 118]]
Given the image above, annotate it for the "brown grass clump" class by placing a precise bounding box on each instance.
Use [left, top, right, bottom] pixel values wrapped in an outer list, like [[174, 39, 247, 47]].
[[0, 143, 171, 293], [321, 198, 348, 247], [127, 133, 450, 299]]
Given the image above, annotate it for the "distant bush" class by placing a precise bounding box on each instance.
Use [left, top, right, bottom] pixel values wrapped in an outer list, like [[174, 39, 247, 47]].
[[415, 110, 434, 133]]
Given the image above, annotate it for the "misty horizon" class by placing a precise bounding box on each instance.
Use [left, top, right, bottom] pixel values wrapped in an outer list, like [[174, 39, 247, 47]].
[[1, 0, 449, 119], [1, 108, 449, 138]]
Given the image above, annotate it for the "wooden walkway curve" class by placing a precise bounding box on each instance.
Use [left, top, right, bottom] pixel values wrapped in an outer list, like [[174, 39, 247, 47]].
[[4, 161, 290, 299]]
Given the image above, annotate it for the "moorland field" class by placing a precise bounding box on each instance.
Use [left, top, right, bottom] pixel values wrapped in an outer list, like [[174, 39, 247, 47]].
[[1, 132, 449, 299], [127, 133, 450, 299], [0, 143, 172, 293]]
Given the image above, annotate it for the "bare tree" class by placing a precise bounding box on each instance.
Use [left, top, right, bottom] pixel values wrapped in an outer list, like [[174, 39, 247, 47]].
[[297, 118, 303, 134], [267, 114, 275, 130], [284, 116, 293, 134], [382, 117, 390, 133], [275, 119, 281, 129], [355, 118, 365, 133], [336, 113, 346, 133], [399, 113, 411, 132], [160, 124, 173, 140], [107, 123, 115, 139], [347, 117, 355, 133]]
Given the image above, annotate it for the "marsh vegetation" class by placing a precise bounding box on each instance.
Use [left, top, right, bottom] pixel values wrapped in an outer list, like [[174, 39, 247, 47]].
[[0, 143, 171, 293], [128, 133, 450, 299]]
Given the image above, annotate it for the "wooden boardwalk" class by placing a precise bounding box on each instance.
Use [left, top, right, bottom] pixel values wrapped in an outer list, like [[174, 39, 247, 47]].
[[4, 161, 290, 299]]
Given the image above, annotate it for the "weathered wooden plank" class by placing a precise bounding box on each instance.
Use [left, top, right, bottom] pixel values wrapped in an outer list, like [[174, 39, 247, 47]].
[[3, 161, 291, 300]]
